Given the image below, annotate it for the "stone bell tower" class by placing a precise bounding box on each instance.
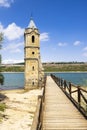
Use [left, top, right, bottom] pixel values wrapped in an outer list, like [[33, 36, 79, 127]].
[[24, 18, 44, 89]]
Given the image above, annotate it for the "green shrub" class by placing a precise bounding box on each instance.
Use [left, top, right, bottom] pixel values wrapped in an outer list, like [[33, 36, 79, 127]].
[[0, 103, 6, 112], [0, 73, 4, 85]]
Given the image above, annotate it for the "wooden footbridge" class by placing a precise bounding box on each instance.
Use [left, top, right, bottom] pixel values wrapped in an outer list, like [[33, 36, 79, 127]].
[[31, 75, 87, 130]]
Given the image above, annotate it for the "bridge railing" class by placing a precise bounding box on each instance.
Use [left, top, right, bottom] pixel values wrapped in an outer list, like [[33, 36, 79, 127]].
[[51, 74, 87, 119], [31, 76, 46, 130]]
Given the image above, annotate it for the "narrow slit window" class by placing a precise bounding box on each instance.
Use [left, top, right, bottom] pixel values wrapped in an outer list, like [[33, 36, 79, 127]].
[[32, 66, 34, 71], [32, 52, 35, 55], [32, 82, 34, 86], [32, 35, 35, 43]]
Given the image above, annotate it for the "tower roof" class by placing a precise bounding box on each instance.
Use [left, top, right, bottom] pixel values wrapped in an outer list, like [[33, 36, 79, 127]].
[[28, 18, 37, 29]]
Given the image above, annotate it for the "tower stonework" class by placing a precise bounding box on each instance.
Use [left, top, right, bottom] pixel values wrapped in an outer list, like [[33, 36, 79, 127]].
[[24, 19, 44, 90]]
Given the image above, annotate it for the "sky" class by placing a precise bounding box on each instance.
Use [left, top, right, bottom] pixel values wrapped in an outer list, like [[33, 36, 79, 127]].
[[0, 0, 87, 64]]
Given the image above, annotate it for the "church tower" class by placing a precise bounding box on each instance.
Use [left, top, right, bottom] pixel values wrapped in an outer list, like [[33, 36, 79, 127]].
[[24, 18, 44, 89]]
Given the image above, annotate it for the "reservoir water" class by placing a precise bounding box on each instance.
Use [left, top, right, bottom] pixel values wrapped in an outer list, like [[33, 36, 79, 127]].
[[0, 72, 87, 90], [0, 72, 24, 90]]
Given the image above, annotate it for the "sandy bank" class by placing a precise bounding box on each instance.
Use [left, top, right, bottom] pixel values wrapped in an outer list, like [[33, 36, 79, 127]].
[[0, 88, 43, 130]]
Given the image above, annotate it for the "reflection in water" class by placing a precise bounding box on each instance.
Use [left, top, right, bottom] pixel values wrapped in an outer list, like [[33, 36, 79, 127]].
[[0, 73, 4, 85]]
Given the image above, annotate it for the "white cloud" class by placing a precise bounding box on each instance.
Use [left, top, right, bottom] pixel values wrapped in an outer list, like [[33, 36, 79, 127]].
[[10, 48, 21, 53], [83, 52, 87, 57], [0, 22, 4, 32], [2, 59, 24, 64], [73, 41, 81, 46], [83, 46, 87, 51], [40, 32, 49, 41], [58, 42, 67, 47], [4, 23, 24, 40], [82, 46, 87, 57], [0, 22, 24, 40], [3, 42, 24, 53], [0, 0, 14, 8]]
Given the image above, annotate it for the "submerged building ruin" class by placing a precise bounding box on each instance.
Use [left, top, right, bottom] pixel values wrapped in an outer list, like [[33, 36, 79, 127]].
[[24, 18, 44, 89]]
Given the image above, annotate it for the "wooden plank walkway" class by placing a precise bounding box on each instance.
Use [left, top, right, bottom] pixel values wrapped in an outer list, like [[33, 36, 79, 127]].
[[43, 76, 87, 130]]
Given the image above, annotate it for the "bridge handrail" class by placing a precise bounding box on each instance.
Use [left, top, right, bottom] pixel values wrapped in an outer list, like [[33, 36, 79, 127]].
[[31, 76, 46, 130], [51, 74, 87, 119]]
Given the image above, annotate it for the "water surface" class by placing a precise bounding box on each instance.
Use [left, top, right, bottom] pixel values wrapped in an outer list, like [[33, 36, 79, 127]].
[[0, 72, 24, 90], [0, 72, 87, 90]]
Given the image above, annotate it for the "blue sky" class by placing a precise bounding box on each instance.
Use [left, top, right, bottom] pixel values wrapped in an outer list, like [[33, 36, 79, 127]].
[[0, 0, 87, 64]]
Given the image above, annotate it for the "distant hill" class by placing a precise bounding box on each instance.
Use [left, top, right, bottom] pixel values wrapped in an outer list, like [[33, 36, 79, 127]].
[[43, 62, 85, 65], [1, 62, 87, 72], [13, 61, 86, 65], [13, 62, 24, 65]]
